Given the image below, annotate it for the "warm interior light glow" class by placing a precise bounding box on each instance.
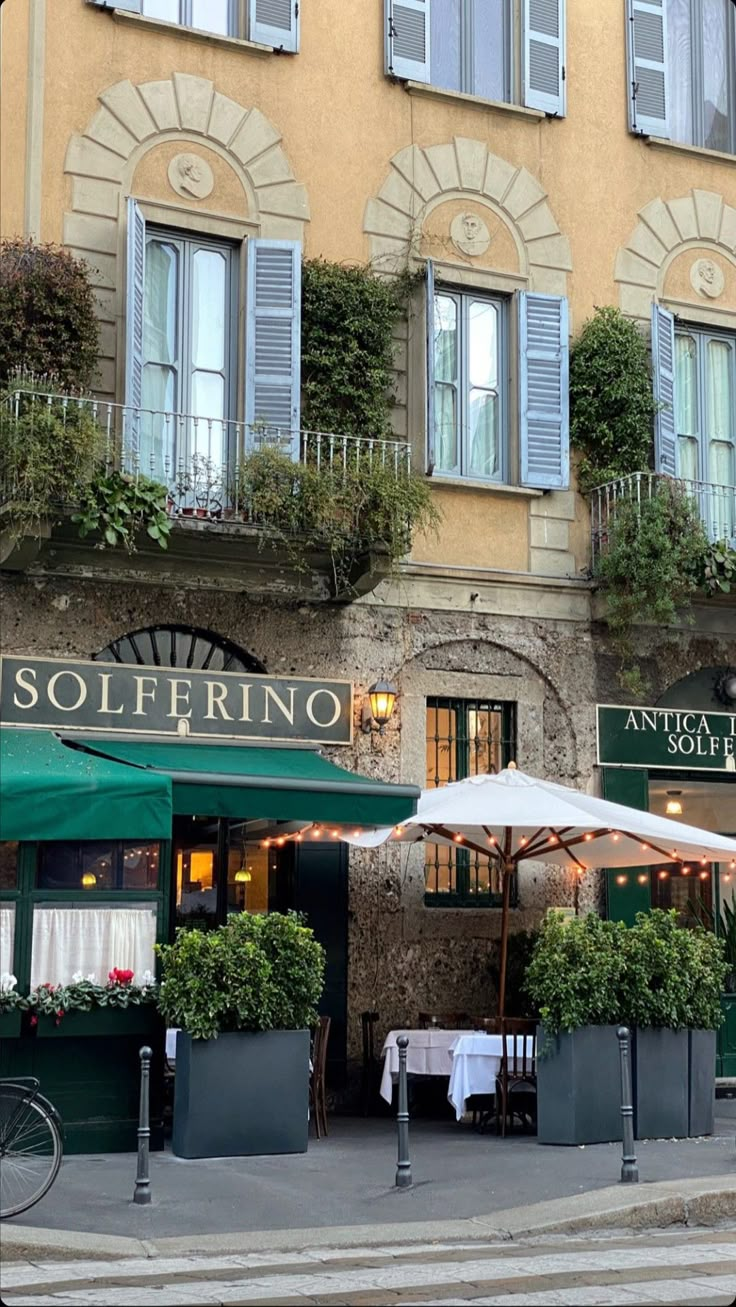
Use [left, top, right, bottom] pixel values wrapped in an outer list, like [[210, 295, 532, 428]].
[[81, 871, 97, 888], [665, 791, 683, 815], [234, 868, 251, 883]]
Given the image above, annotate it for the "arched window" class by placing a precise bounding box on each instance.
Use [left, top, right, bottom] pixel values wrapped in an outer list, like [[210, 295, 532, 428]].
[[93, 625, 265, 674]]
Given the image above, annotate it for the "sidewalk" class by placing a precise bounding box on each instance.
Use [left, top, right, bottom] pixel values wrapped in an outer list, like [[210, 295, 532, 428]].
[[4, 1105, 735, 1247]]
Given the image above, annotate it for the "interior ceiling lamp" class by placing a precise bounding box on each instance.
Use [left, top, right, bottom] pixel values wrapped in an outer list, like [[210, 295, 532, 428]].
[[715, 667, 736, 706], [665, 791, 683, 816], [81, 871, 97, 887], [234, 868, 251, 883], [362, 679, 398, 734]]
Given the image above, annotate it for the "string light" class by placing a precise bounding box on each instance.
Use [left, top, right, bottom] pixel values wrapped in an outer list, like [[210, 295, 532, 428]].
[[658, 870, 668, 880], [699, 870, 709, 881], [311, 828, 320, 838], [615, 874, 627, 886], [453, 833, 463, 843], [519, 836, 528, 846], [637, 873, 648, 885], [584, 832, 593, 842], [394, 826, 404, 836], [488, 835, 496, 845], [548, 834, 558, 843], [296, 833, 303, 842], [700, 856, 708, 865], [612, 833, 620, 842], [331, 829, 339, 838], [682, 865, 690, 876], [353, 830, 361, 838], [276, 837, 286, 847], [640, 843, 649, 851], [576, 867, 586, 877]]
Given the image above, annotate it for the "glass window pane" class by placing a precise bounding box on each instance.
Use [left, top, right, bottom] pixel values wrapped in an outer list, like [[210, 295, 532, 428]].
[[706, 339, 734, 443], [468, 391, 498, 477], [435, 384, 458, 472], [1, 904, 16, 975], [121, 843, 160, 890], [227, 838, 269, 914], [431, 0, 462, 91], [472, 0, 505, 101], [467, 708, 503, 775], [191, 0, 231, 34], [0, 842, 18, 890], [144, 242, 177, 366], [192, 250, 226, 371], [434, 296, 458, 382], [468, 300, 497, 389], [702, 0, 730, 152], [174, 818, 218, 929], [666, 0, 694, 144], [675, 335, 698, 436], [31, 904, 156, 987], [142, 0, 180, 22]]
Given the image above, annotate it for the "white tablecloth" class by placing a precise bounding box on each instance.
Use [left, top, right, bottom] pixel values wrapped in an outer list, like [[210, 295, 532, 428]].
[[447, 1033, 534, 1120], [379, 1029, 469, 1103]]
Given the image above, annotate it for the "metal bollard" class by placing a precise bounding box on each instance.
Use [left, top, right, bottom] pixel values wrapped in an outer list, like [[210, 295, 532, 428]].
[[617, 1026, 638, 1184], [133, 1045, 153, 1205], [395, 1035, 412, 1189]]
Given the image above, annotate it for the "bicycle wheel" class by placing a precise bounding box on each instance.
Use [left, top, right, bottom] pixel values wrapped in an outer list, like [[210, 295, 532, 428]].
[[0, 1084, 63, 1219]]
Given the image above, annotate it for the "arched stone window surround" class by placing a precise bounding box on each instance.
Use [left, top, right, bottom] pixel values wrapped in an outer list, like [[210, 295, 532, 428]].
[[615, 188, 736, 323], [364, 137, 572, 296], [63, 74, 310, 398]]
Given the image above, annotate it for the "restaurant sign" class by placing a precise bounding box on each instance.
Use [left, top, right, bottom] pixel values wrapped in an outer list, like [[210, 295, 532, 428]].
[[0, 656, 353, 745], [597, 703, 736, 773]]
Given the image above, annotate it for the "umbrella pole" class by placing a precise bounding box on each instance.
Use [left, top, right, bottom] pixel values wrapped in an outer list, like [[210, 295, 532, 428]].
[[497, 859, 513, 1019]]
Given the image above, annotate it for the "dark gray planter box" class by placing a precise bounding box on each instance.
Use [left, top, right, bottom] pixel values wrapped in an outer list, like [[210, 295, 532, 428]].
[[688, 1029, 716, 1138], [173, 1029, 309, 1159], [633, 1028, 688, 1139], [536, 1025, 622, 1145]]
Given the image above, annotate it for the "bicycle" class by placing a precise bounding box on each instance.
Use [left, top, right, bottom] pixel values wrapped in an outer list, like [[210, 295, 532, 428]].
[[0, 1078, 63, 1219]]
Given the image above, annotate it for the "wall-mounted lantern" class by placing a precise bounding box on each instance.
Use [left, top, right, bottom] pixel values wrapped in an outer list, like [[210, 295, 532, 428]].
[[362, 680, 398, 735]]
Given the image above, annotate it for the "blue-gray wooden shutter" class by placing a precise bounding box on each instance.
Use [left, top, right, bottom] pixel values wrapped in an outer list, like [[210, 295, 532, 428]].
[[425, 258, 436, 475], [626, 0, 669, 136], [87, 0, 141, 12], [125, 197, 145, 410], [386, 0, 431, 82], [518, 292, 570, 490], [249, 0, 299, 51], [245, 239, 301, 458], [523, 0, 566, 116], [652, 302, 677, 476]]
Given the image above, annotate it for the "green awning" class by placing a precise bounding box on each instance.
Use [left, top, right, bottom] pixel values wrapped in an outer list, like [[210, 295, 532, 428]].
[[0, 729, 173, 843], [78, 740, 419, 827]]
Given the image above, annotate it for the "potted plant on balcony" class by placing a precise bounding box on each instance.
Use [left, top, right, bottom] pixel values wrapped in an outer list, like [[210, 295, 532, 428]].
[[157, 911, 325, 1159], [525, 912, 627, 1145]]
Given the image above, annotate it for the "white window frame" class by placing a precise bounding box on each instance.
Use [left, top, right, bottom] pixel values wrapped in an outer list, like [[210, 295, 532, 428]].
[[428, 0, 513, 103], [142, 0, 239, 37], [431, 287, 509, 484], [671, 0, 736, 153], [673, 322, 736, 542]]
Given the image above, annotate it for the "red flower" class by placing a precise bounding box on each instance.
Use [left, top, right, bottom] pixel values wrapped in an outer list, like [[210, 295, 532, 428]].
[[108, 968, 134, 985], [30, 1015, 38, 1028], [54, 1009, 64, 1026]]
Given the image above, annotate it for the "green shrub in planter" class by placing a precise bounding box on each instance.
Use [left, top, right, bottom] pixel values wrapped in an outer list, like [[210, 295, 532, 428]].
[[620, 909, 727, 1031], [156, 911, 325, 1040], [525, 912, 627, 1036]]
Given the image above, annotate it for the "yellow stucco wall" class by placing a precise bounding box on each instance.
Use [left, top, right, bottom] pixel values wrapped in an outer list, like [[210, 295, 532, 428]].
[[0, 0, 30, 239], [2, 0, 735, 580]]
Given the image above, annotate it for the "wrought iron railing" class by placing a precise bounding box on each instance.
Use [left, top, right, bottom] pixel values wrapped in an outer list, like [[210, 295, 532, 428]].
[[591, 472, 736, 563], [0, 387, 413, 521]]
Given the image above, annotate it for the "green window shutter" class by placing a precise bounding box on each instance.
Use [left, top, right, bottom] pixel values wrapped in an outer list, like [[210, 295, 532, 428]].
[[425, 259, 436, 475], [523, 0, 566, 116], [125, 197, 146, 410], [87, 0, 142, 11], [386, 0, 431, 82], [249, 0, 299, 51], [601, 767, 651, 925], [518, 291, 570, 489], [627, 0, 669, 136], [652, 302, 677, 476], [245, 239, 302, 457]]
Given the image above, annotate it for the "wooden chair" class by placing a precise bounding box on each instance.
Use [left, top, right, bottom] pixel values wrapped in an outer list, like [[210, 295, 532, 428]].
[[360, 1010, 380, 1116], [468, 1018, 503, 1130], [309, 1015, 331, 1139], [417, 1011, 471, 1030], [495, 1018, 537, 1137]]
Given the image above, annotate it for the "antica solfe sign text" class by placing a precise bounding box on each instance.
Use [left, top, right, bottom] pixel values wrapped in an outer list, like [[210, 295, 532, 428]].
[[0, 656, 353, 745], [597, 703, 736, 772]]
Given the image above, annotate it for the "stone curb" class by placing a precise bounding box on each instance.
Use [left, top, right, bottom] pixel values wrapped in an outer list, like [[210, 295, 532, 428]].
[[2, 1177, 735, 1263]]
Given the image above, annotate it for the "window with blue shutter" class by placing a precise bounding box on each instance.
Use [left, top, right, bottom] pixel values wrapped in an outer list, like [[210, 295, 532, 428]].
[[249, 0, 299, 51], [245, 240, 302, 459], [425, 260, 436, 475], [523, 0, 565, 115], [518, 292, 570, 490], [627, 0, 669, 137], [125, 198, 146, 412], [386, 0, 431, 82], [652, 302, 677, 477]]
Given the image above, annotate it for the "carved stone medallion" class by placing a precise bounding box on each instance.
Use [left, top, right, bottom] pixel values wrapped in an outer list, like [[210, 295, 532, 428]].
[[168, 152, 215, 201], [690, 258, 725, 300], [450, 211, 491, 258]]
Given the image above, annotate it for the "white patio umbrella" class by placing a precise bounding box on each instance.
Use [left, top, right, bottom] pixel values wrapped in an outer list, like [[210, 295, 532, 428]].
[[343, 764, 736, 1018]]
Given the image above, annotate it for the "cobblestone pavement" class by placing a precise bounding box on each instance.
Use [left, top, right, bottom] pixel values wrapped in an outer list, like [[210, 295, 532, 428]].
[[2, 1227, 735, 1306]]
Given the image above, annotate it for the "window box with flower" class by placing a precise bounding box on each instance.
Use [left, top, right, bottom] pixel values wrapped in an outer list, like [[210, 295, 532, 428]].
[[0, 973, 24, 1038], [26, 969, 162, 1038]]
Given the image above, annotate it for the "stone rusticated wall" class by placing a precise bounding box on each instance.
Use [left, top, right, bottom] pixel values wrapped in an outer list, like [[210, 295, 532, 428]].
[[3, 574, 733, 1057]]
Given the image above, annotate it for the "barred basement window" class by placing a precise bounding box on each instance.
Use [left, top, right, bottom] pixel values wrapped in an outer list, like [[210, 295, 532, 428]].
[[424, 698, 516, 905]]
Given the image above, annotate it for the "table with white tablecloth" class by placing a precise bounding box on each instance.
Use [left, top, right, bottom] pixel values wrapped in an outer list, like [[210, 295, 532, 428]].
[[447, 1033, 534, 1120], [379, 1029, 469, 1103]]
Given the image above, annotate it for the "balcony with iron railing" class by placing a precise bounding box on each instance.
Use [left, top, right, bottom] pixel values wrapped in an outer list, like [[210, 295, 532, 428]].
[[591, 472, 736, 564], [0, 387, 420, 599]]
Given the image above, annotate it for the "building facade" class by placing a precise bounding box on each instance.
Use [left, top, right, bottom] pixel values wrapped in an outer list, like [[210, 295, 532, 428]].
[[1, 0, 735, 1084]]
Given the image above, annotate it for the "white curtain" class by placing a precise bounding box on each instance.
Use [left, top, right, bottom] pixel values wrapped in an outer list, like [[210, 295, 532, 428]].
[[0, 905, 15, 976], [706, 340, 735, 540], [31, 905, 157, 988]]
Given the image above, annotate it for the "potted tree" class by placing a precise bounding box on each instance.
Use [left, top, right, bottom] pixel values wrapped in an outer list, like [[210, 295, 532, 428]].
[[157, 911, 325, 1159], [525, 912, 626, 1145]]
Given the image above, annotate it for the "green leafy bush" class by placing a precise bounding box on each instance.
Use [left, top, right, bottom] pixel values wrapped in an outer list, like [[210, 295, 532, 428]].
[[156, 911, 325, 1041], [73, 470, 171, 553], [526, 909, 727, 1036], [570, 307, 656, 493], [0, 386, 104, 535], [698, 539, 736, 597], [0, 240, 99, 389], [238, 445, 439, 594], [301, 260, 419, 438]]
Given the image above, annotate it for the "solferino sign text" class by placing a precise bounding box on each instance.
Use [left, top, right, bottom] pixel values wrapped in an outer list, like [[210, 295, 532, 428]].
[[0, 657, 353, 745], [597, 703, 736, 772]]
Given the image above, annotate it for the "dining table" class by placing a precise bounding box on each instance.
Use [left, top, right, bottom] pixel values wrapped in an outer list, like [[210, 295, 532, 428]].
[[447, 1032, 535, 1120], [379, 1028, 470, 1103]]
